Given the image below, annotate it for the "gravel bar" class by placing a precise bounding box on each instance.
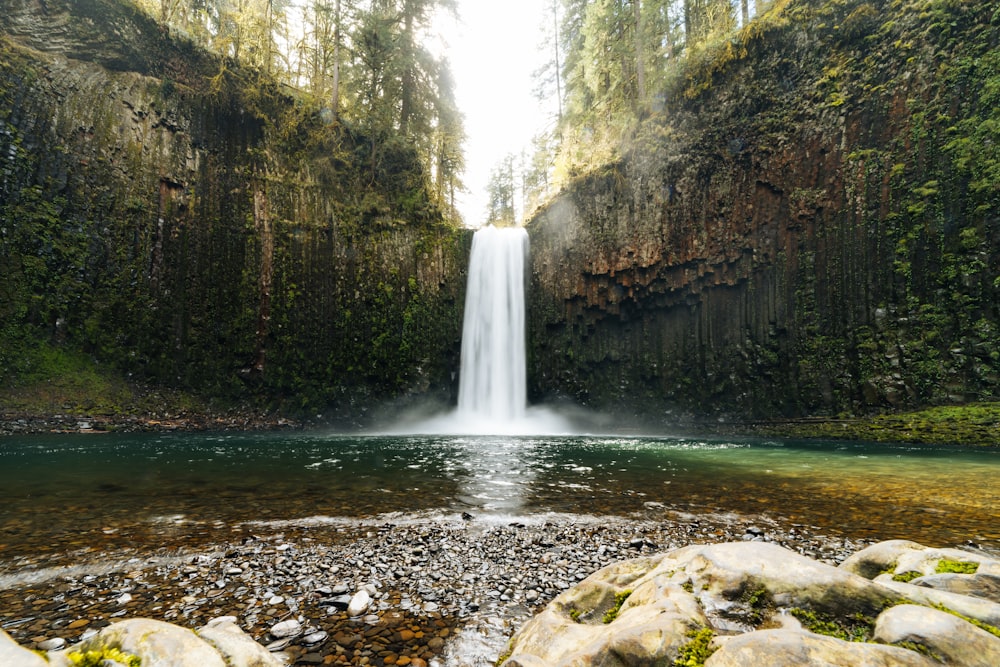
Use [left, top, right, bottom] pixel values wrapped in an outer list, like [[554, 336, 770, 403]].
[[0, 509, 876, 666]]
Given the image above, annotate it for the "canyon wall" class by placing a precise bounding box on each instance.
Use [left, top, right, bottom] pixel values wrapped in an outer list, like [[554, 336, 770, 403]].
[[0, 0, 468, 418], [528, 0, 1000, 422]]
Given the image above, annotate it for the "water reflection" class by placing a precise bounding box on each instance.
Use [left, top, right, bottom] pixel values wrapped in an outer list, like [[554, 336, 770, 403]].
[[445, 437, 542, 514]]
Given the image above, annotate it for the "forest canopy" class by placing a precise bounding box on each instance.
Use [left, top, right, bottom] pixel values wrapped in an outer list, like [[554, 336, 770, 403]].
[[487, 0, 771, 223], [134, 0, 466, 221]]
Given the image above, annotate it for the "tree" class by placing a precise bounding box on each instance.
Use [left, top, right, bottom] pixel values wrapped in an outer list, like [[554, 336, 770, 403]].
[[486, 155, 516, 227], [135, 0, 465, 224], [431, 63, 466, 215], [533, 0, 564, 126], [634, 0, 646, 111]]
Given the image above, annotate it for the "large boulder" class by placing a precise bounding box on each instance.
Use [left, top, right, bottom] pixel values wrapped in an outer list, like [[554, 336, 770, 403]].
[[504, 540, 1000, 667], [840, 540, 1000, 582], [874, 604, 1000, 667], [706, 627, 937, 667], [81, 618, 227, 667], [0, 617, 282, 667], [503, 556, 708, 666], [0, 629, 50, 667], [196, 617, 283, 667]]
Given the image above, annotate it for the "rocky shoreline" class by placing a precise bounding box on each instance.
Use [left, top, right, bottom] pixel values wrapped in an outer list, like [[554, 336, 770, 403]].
[[0, 511, 881, 666], [0, 411, 305, 436]]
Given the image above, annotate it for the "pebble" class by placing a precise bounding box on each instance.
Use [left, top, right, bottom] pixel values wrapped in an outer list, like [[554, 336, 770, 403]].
[[37, 637, 65, 651], [266, 637, 293, 652], [302, 630, 329, 646], [347, 590, 372, 617], [270, 619, 302, 638]]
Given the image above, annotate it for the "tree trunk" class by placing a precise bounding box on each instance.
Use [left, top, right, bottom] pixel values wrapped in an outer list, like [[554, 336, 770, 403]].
[[332, 0, 342, 119], [552, 0, 563, 125], [684, 0, 693, 44], [399, 5, 415, 134], [634, 0, 645, 113]]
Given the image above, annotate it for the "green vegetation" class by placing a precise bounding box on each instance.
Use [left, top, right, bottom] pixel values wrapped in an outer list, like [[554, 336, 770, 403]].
[[931, 603, 1000, 639], [740, 584, 773, 625], [68, 647, 141, 667], [528, 0, 1000, 422], [789, 607, 876, 642], [892, 571, 923, 583], [752, 403, 1000, 447], [936, 559, 979, 575], [603, 589, 633, 624], [673, 627, 717, 667], [893, 641, 942, 662], [127, 0, 465, 217]]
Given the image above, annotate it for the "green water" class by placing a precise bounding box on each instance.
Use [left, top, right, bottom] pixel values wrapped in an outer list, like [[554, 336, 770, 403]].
[[1, 432, 997, 562]]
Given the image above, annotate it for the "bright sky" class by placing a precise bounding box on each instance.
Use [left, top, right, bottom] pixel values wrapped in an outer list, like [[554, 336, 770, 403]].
[[435, 1, 555, 227]]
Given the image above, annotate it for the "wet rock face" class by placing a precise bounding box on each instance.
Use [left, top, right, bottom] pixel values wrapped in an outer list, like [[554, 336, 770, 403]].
[[503, 540, 1000, 667], [526, 0, 1000, 422]]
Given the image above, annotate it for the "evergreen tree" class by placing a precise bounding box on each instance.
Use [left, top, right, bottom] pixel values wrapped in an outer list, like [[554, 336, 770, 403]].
[[486, 155, 516, 227]]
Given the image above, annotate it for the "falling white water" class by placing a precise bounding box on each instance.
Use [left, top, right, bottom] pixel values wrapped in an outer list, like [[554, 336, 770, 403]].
[[457, 226, 528, 423], [381, 225, 576, 435]]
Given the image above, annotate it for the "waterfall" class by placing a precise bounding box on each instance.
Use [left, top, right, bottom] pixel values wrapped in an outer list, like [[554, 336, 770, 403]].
[[384, 225, 574, 435], [457, 225, 529, 423]]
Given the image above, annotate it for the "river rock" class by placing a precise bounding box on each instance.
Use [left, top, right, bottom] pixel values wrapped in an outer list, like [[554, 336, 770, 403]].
[[874, 579, 1000, 627], [347, 589, 372, 616], [660, 541, 899, 618], [36, 637, 66, 651], [197, 618, 283, 667], [873, 604, 1000, 666], [269, 619, 302, 639], [908, 573, 1000, 601], [840, 540, 1000, 581]]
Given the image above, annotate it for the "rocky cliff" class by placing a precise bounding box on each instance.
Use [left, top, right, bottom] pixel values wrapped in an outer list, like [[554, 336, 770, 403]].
[[528, 0, 1000, 421], [0, 0, 468, 418]]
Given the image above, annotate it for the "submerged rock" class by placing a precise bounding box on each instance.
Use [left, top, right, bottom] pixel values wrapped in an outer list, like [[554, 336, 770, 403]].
[[503, 540, 1000, 667], [268, 618, 303, 639]]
